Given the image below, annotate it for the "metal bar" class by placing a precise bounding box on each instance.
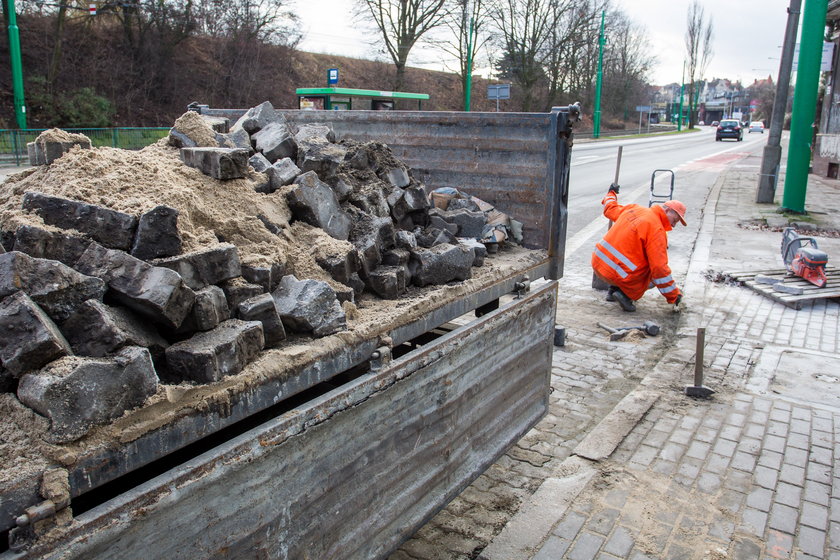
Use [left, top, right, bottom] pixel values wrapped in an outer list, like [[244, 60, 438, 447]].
[[694, 327, 706, 387]]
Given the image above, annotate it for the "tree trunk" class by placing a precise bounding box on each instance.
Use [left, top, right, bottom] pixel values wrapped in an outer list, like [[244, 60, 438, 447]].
[[47, 2, 69, 92]]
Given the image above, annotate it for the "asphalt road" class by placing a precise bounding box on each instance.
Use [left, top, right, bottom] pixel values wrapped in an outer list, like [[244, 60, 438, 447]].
[[567, 125, 769, 238]]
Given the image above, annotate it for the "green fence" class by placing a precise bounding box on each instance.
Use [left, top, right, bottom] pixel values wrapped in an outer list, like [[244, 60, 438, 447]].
[[0, 127, 170, 166]]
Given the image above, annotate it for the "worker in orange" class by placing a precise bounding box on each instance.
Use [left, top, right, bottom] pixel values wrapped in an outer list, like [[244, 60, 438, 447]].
[[591, 183, 686, 312]]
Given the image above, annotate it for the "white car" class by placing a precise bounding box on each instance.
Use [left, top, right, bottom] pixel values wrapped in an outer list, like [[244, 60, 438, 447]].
[[749, 121, 765, 133]]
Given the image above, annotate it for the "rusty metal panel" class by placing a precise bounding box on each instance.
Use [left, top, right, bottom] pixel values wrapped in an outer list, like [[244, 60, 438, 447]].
[[10, 281, 556, 560], [203, 107, 575, 270]]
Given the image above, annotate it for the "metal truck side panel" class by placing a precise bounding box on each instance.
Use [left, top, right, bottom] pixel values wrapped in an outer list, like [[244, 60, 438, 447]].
[[8, 282, 555, 560]]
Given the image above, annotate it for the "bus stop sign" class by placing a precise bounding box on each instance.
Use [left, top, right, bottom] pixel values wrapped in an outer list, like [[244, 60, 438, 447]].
[[328, 68, 339, 85], [487, 84, 511, 100]]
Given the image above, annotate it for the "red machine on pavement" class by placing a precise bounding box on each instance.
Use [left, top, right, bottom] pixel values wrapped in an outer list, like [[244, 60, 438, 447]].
[[781, 227, 829, 288]]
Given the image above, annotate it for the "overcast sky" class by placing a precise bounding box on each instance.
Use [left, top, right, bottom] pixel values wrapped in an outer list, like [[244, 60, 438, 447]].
[[294, 0, 794, 87]]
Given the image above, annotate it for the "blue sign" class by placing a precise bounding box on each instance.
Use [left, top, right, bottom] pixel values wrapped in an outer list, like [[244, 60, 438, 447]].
[[328, 68, 339, 85]]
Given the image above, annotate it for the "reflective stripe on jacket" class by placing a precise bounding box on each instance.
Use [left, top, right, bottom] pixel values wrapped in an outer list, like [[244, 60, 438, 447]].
[[590, 191, 681, 303]]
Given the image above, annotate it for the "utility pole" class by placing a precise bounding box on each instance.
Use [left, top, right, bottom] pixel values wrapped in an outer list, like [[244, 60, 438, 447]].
[[678, 62, 685, 132], [593, 10, 605, 138], [465, 16, 474, 112], [783, 0, 827, 213], [757, 0, 801, 203], [6, 0, 27, 129]]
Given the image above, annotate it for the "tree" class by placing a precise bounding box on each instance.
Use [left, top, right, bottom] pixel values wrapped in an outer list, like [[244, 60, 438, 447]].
[[684, 0, 713, 128], [602, 11, 656, 120], [357, 0, 449, 91], [440, 0, 490, 110]]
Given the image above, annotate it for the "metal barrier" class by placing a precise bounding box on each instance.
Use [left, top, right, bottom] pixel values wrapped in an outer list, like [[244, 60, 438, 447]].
[[0, 127, 170, 166]]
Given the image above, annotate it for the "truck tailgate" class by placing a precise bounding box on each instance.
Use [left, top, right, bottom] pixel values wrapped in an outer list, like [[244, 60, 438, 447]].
[[7, 281, 556, 560]]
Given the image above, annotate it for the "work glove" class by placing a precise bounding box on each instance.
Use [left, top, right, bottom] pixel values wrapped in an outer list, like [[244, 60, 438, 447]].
[[608, 183, 620, 194], [672, 294, 684, 313]]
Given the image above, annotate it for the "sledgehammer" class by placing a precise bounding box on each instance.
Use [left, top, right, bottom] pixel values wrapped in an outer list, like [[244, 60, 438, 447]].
[[597, 322, 630, 341], [616, 321, 660, 336]]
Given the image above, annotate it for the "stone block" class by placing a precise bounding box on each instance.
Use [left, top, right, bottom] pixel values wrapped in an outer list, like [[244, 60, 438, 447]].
[[168, 129, 197, 149], [346, 273, 366, 299], [22, 191, 138, 251], [17, 346, 158, 443], [415, 227, 442, 248], [154, 243, 241, 290], [272, 275, 346, 337], [384, 167, 410, 188], [395, 230, 418, 249], [40, 138, 92, 165], [433, 228, 458, 246], [220, 277, 265, 310], [165, 319, 265, 384], [365, 266, 407, 299], [12, 225, 92, 267], [253, 122, 297, 163], [74, 243, 195, 330], [202, 116, 229, 133], [316, 250, 360, 284], [295, 123, 336, 146], [298, 141, 347, 181], [0, 251, 106, 322], [448, 197, 481, 212], [268, 157, 301, 191], [441, 208, 486, 238], [350, 187, 390, 217], [0, 292, 71, 384], [131, 205, 182, 261], [177, 285, 231, 333], [217, 127, 252, 152], [257, 214, 284, 236], [237, 293, 286, 347], [180, 147, 250, 180], [249, 153, 272, 173], [331, 176, 354, 203], [458, 238, 487, 267], [409, 243, 475, 287], [241, 262, 285, 292], [429, 215, 459, 235], [27, 142, 45, 166], [60, 299, 169, 361], [287, 172, 351, 240], [382, 248, 410, 267], [232, 100, 281, 135]]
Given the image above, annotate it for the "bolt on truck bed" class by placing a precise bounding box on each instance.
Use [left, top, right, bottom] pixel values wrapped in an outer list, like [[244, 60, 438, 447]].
[[0, 105, 578, 558]]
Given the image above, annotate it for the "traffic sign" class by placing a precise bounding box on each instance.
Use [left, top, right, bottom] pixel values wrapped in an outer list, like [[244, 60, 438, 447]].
[[635, 105, 651, 112]]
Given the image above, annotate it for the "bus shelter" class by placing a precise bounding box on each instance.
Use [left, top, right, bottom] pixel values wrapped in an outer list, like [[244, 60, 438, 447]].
[[295, 87, 429, 111]]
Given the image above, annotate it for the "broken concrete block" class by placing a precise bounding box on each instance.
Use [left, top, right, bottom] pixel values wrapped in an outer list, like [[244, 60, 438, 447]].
[[232, 101, 281, 135], [0, 251, 106, 322], [13, 225, 92, 267], [268, 157, 301, 191], [176, 285, 231, 333], [237, 293, 286, 347], [181, 147, 250, 180], [165, 319, 265, 384], [74, 243, 195, 329], [298, 141, 347, 181], [249, 152, 272, 173], [131, 205, 182, 261], [441, 209, 486, 238], [272, 275, 346, 337], [287, 172, 351, 240], [253, 122, 297, 163], [17, 346, 158, 443], [217, 127, 252, 152], [295, 123, 336, 146], [409, 243, 475, 287], [60, 299, 169, 361], [382, 248, 411, 267], [0, 292, 72, 385], [241, 262, 285, 293], [458, 238, 487, 267], [395, 230, 418, 250], [22, 191, 138, 251], [154, 243, 241, 290], [365, 266, 407, 299], [384, 167, 410, 188], [429, 215, 459, 235], [220, 277, 265, 310]]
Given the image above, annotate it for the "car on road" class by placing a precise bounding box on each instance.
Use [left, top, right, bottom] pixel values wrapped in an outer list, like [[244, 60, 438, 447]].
[[749, 121, 765, 133], [711, 120, 720, 127], [716, 119, 743, 141]]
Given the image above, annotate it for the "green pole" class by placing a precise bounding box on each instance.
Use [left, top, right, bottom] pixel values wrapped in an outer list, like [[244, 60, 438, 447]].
[[678, 62, 685, 132], [6, 0, 27, 129], [593, 11, 605, 138], [783, 0, 828, 213], [465, 17, 474, 112]]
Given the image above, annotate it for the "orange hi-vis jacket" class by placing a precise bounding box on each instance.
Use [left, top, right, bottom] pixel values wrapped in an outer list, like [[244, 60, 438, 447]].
[[590, 191, 682, 303]]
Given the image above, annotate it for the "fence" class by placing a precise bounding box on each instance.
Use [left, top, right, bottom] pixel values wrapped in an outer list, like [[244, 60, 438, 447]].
[[0, 127, 170, 166]]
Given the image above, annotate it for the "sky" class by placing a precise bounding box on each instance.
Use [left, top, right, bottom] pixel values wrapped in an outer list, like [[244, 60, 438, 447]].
[[293, 0, 794, 87]]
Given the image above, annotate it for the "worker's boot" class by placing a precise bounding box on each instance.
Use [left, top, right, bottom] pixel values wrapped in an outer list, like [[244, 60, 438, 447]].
[[605, 286, 616, 302], [612, 289, 636, 312]]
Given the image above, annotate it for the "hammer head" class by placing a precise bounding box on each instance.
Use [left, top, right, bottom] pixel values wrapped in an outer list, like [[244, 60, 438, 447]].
[[643, 321, 660, 336]]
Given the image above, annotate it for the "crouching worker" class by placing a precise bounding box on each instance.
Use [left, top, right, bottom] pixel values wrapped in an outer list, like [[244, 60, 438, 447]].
[[591, 183, 686, 312]]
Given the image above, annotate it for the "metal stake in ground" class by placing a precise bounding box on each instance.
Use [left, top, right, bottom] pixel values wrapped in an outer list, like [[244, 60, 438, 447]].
[[685, 326, 714, 398], [592, 146, 623, 290]]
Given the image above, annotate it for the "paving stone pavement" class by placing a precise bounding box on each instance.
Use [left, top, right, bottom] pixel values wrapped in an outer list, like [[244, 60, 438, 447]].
[[392, 138, 840, 560]]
